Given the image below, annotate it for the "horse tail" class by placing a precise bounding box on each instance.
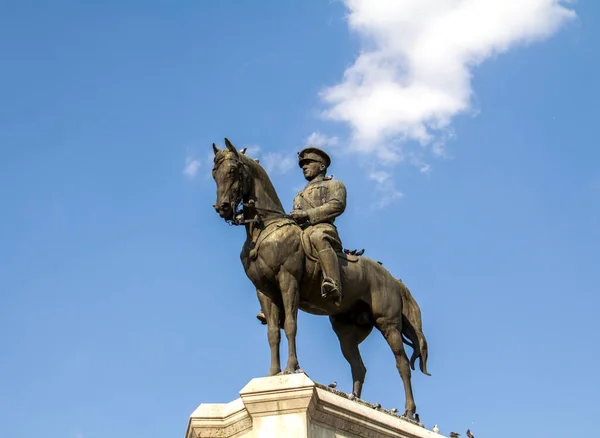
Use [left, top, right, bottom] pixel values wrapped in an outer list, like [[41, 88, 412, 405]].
[[399, 279, 431, 376]]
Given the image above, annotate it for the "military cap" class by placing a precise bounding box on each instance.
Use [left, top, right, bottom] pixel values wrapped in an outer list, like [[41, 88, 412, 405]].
[[297, 147, 331, 168]]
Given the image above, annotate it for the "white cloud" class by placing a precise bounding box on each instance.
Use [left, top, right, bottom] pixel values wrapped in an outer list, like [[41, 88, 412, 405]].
[[243, 144, 262, 157], [406, 150, 432, 174], [320, 0, 576, 159], [261, 152, 295, 174], [183, 155, 201, 178], [368, 170, 403, 208], [234, 144, 294, 175], [369, 170, 392, 185], [305, 131, 340, 148]]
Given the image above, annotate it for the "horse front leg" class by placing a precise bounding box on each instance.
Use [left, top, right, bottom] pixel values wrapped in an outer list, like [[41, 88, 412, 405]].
[[277, 269, 300, 374], [257, 289, 282, 376]]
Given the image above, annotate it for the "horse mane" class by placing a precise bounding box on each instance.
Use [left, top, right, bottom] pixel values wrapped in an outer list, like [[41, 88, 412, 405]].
[[215, 150, 286, 214], [239, 153, 285, 213]]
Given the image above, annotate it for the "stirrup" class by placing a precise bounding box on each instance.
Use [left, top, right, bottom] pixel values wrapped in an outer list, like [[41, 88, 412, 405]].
[[321, 278, 337, 296], [321, 278, 342, 306]]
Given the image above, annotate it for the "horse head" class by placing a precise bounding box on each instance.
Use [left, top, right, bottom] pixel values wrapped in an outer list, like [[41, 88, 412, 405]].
[[211, 138, 251, 223]]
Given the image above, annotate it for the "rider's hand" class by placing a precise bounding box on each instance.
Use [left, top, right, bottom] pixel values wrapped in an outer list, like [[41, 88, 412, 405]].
[[290, 210, 309, 223]]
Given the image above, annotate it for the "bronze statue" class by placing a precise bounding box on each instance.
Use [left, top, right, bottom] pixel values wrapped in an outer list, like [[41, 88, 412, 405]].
[[211, 138, 431, 419], [291, 147, 345, 306], [256, 147, 345, 324]]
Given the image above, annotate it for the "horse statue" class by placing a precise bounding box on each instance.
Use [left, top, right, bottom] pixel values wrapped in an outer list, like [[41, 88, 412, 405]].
[[211, 137, 431, 419]]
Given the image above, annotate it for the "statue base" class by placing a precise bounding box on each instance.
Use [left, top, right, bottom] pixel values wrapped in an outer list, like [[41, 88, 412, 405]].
[[185, 373, 443, 437]]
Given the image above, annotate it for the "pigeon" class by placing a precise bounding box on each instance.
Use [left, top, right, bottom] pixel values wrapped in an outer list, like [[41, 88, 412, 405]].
[[466, 429, 474, 438], [240, 147, 247, 155], [415, 413, 420, 423], [373, 403, 381, 409], [433, 424, 439, 434], [449, 433, 460, 438], [344, 248, 366, 256], [328, 381, 337, 389], [390, 408, 398, 413]]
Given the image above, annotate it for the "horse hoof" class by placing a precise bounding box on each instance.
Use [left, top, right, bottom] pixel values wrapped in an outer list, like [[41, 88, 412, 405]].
[[402, 409, 416, 419], [268, 369, 281, 377], [348, 391, 360, 401]]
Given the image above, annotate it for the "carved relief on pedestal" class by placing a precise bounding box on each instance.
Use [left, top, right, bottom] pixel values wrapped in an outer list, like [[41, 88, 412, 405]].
[[192, 416, 252, 438]]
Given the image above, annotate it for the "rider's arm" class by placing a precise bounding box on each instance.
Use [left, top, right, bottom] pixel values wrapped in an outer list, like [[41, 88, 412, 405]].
[[306, 180, 347, 224]]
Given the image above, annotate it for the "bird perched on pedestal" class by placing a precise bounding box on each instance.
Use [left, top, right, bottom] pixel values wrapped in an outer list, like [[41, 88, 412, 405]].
[[449, 432, 460, 438], [466, 429, 474, 438], [328, 381, 337, 389], [415, 413, 420, 423], [373, 403, 381, 409], [433, 424, 439, 434], [390, 408, 398, 413]]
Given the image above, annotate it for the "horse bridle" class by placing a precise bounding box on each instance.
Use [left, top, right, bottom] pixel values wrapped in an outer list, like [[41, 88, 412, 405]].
[[213, 154, 290, 226]]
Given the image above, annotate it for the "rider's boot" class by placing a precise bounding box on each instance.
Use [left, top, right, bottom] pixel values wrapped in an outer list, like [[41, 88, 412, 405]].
[[318, 247, 342, 306]]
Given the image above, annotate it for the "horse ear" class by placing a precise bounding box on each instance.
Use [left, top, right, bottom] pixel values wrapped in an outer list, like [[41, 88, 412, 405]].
[[212, 143, 220, 155], [224, 138, 238, 157]]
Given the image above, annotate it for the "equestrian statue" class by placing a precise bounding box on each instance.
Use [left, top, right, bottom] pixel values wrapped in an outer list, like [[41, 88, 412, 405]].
[[211, 137, 431, 419]]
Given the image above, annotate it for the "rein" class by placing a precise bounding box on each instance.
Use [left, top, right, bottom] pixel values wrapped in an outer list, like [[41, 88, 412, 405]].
[[214, 154, 291, 227], [233, 200, 291, 226]]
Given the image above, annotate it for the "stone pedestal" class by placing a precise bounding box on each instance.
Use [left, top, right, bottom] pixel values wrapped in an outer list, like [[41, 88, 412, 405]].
[[185, 373, 444, 438]]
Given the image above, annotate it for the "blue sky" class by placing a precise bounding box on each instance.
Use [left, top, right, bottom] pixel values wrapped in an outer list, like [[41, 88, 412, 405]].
[[1, 1, 598, 437]]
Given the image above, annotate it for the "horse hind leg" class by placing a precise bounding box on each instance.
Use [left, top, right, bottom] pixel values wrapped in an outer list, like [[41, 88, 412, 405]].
[[330, 314, 373, 399], [375, 317, 417, 418]]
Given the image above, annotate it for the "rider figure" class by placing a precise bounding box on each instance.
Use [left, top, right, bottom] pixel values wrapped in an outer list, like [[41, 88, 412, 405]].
[[257, 146, 346, 324]]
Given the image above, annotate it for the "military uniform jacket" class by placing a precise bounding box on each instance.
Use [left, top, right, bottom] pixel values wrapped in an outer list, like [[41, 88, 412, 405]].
[[293, 176, 347, 225]]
